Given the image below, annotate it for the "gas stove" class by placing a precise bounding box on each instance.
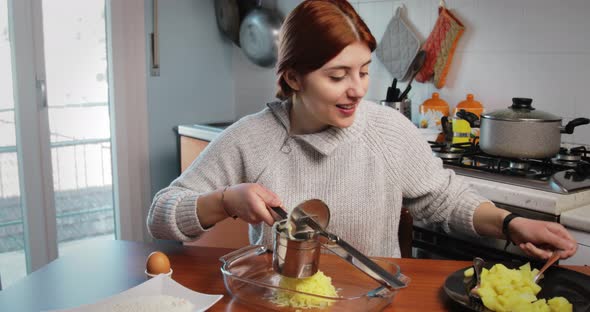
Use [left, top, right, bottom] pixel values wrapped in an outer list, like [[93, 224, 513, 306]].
[[431, 142, 590, 194], [412, 141, 590, 264]]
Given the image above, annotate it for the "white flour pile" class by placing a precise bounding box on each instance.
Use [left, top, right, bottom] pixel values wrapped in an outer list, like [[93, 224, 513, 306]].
[[107, 295, 195, 312]]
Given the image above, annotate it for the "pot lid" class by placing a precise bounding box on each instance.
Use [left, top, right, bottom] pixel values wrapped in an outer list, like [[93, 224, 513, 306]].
[[481, 98, 561, 122]]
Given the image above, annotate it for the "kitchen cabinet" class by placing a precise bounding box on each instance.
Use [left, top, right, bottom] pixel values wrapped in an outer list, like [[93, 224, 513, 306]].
[[180, 136, 209, 172], [179, 134, 250, 249]]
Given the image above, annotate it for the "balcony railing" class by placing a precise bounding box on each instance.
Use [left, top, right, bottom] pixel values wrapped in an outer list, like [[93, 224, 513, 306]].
[[0, 136, 114, 253]]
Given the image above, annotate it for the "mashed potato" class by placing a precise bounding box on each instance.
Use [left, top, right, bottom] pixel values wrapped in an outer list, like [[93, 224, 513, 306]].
[[271, 271, 339, 309]]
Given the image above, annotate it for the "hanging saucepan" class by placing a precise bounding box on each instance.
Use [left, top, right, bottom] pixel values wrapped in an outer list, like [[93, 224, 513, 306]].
[[239, 5, 283, 68], [214, 0, 241, 46], [214, 0, 258, 46], [479, 98, 590, 159]]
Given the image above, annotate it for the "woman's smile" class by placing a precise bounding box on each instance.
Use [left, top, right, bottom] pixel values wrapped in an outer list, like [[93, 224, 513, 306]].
[[335, 103, 358, 116]]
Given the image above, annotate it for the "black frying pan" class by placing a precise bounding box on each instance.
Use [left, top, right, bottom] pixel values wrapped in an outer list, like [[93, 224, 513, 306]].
[[444, 261, 590, 312]]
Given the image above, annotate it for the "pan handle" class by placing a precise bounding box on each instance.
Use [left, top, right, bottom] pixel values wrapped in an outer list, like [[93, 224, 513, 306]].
[[561, 118, 590, 134]]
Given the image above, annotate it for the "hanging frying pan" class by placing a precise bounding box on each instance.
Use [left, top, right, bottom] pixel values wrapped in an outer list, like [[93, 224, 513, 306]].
[[239, 6, 283, 68]]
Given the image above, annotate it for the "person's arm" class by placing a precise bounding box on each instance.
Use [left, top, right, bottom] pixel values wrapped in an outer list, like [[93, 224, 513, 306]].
[[472, 201, 509, 238], [148, 123, 284, 241], [392, 114, 486, 238], [194, 188, 229, 228], [147, 126, 246, 241], [387, 113, 577, 260], [197, 184, 282, 228], [473, 202, 578, 259]]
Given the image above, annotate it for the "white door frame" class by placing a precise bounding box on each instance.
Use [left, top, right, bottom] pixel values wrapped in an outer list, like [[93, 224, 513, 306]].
[[106, 0, 152, 243], [8, 0, 151, 276], [9, 0, 57, 272]]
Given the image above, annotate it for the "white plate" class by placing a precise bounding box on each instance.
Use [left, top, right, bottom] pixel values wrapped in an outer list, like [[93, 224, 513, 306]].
[[44, 274, 223, 312]]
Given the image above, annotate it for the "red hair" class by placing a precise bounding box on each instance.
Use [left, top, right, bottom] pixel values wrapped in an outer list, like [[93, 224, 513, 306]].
[[276, 0, 376, 100]]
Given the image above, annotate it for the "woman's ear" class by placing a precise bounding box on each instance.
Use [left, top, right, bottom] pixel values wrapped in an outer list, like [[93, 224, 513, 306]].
[[283, 69, 301, 92]]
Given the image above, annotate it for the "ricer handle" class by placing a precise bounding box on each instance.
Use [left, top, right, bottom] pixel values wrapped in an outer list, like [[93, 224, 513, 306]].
[[320, 233, 408, 289]]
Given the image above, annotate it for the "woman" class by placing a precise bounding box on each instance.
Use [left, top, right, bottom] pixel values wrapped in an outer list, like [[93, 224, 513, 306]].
[[148, 0, 576, 260]]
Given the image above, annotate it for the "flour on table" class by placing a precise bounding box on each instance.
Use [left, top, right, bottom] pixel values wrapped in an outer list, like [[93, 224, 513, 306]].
[[107, 295, 194, 312]]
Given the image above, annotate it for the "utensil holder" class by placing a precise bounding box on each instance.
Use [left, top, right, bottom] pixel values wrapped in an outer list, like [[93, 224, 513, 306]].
[[380, 99, 411, 120]]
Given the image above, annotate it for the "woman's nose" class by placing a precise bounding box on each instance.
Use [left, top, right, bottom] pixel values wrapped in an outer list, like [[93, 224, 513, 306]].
[[347, 76, 366, 99]]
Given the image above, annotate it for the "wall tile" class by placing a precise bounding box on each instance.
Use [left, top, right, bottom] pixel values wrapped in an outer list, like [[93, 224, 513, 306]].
[[357, 1, 395, 41], [522, 0, 590, 53]]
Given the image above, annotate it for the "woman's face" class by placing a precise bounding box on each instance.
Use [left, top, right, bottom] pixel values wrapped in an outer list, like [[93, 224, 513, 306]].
[[289, 41, 371, 134]]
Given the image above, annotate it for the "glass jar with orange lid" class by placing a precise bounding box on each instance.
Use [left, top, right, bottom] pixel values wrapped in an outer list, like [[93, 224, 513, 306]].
[[452, 94, 483, 117], [419, 92, 449, 130]]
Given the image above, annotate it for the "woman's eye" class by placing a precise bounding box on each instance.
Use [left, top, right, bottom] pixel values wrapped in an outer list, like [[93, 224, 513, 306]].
[[360, 72, 369, 78], [330, 76, 345, 82]]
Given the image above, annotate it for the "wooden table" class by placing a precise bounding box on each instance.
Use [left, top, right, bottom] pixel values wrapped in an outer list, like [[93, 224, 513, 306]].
[[0, 240, 588, 311]]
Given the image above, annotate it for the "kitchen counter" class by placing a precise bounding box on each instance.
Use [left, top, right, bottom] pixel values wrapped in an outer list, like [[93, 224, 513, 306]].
[[177, 122, 232, 142], [460, 175, 590, 216], [1, 240, 588, 312]]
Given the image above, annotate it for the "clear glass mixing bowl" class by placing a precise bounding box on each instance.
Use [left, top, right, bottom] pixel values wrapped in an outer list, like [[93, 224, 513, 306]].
[[220, 245, 411, 311]]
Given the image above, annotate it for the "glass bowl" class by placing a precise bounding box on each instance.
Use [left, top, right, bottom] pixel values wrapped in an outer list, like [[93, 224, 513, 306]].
[[219, 245, 410, 311]]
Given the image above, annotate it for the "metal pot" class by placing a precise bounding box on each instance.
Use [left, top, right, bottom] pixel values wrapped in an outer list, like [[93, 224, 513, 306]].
[[479, 98, 590, 159], [239, 7, 283, 68]]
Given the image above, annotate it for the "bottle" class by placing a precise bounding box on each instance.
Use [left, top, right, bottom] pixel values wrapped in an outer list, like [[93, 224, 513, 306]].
[[419, 92, 449, 130], [453, 94, 483, 144], [452, 119, 471, 144]]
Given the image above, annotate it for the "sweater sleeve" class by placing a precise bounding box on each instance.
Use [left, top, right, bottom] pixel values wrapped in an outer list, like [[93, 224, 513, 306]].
[[147, 126, 245, 242], [394, 117, 489, 237]]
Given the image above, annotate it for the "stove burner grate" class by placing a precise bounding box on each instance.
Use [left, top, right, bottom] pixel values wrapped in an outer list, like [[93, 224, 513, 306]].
[[430, 141, 590, 181], [431, 142, 477, 161], [555, 146, 588, 162]]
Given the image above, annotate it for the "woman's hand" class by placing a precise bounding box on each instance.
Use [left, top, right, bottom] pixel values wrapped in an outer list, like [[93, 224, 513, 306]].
[[473, 202, 577, 260], [222, 183, 283, 226], [508, 217, 578, 260]]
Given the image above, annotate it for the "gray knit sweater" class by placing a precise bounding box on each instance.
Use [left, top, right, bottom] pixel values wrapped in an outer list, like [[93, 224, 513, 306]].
[[147, 100, 487, 257]]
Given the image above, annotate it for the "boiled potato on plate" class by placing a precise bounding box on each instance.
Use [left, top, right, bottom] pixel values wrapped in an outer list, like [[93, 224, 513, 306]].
[[464, 263, 572, 312]]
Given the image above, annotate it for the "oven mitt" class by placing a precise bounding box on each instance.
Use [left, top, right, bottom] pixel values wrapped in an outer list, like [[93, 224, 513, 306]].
[[415, 4, 464, 88], [375, 6, 420, 81]]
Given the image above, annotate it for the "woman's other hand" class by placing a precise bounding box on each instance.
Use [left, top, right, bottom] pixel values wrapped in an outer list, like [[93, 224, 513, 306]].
[[222, 183, 283, 225], [509, 218, 578, 260]]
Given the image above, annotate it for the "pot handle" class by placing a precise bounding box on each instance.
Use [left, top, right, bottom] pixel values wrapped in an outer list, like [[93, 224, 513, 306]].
[[561, 118, 590, 134], [441, 116, 453, 142]]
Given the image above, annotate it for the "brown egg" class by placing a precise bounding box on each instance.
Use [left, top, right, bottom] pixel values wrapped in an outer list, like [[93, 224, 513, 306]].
[[146, 251, 171, 274]]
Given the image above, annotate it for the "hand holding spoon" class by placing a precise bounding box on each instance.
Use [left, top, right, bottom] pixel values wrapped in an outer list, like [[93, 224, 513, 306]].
[[533, 250, 561, 283]]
